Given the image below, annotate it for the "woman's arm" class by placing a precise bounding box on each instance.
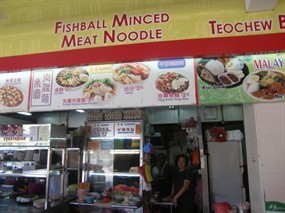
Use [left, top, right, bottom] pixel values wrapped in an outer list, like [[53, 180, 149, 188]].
[[172, 180, 190, 207]]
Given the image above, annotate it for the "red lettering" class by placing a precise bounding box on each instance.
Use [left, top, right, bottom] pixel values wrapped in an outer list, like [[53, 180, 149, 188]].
[[224, 23, 233, 33], [143, 14, 152, 24], [65, 24, 71, 33], [77, 37, 83, 46], [235, 22, 243, 33], [112, 14, 127, 27], [161, 13, 170, 23], [129, 31, 139, 41], [61, 34, 76, 48], [260, 20, 272, 30], [117, 32, 127, 42], [55, 21, 62, 34], [254, 21, 261, 31], [88, 21, 95, 30], [103, 29, 162, 43], [104, 30, 115, 43], [244, 21, 253, 32], [216, 24, 223, 34], [278, 15, 285, 29], [208, 20, 217, 34], [73, 23, 80, 31], [81, 22, 86, 31], [153, 13, 160, 23]]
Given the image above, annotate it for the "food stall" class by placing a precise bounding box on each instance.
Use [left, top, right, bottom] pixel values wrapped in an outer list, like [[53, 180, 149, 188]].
[[1, 1, 285, 212]]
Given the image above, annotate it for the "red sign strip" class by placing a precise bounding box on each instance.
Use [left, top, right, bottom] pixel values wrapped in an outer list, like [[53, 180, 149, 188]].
[[0, 33, 284, 72]]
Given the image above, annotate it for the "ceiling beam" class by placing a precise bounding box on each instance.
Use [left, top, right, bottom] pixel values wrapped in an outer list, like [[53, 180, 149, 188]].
[[245, 0, 279, 12]]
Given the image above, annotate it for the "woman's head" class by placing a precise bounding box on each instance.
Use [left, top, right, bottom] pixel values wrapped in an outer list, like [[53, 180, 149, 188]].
[[175, 154, 189, 171], [13, 180, 28, 194]]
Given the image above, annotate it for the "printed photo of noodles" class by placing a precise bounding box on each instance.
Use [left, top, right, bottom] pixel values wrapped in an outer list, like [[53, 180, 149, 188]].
[[83, 78, 117, 103], [155, 72, 189, 93], [112, 63, 150, 84], [56, 67, 89, 88]]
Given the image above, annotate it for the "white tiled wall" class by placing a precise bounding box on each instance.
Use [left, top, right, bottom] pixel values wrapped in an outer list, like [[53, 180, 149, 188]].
[[244, 103, 285, 213]]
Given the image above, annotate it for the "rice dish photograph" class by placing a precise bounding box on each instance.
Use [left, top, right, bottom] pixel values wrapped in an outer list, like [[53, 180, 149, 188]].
[[243, 70, 285, 101]]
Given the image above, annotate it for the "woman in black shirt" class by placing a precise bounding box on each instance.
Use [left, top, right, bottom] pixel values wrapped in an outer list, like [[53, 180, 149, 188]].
[[171, 154, 196, 213]]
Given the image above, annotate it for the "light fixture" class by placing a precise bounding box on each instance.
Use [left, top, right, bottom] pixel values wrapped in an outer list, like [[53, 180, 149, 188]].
[[17, 112, 32, 116], [169, 106, 175, 109], [110, 149, 140, 154], [75, 109, 85, 113]]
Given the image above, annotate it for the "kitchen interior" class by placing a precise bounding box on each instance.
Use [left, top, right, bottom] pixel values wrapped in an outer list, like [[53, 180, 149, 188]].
[[0, 104, 249, 212]]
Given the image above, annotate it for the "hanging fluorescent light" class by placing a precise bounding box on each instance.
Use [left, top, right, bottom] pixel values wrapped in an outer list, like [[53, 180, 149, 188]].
[[110, 149, 140, 154], [76, 109, 85, 113], [17, 112, 32, 116]]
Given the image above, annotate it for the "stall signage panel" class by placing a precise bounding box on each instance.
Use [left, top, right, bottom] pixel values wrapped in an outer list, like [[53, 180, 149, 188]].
[[0, 71, 30, 113], [197, 53, 285, 104], [0, 124, 52, 144], [114, 122, 141, 137], [0, 125, 29, 142], [90, 123, 114, 138], [30, 69, 53, 107], [1, 0, 285, 59], [29, 59, 197, 111]]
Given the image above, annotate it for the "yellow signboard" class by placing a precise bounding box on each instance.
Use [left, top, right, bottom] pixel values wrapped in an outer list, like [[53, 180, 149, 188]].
[[0, 0, 284, 58]]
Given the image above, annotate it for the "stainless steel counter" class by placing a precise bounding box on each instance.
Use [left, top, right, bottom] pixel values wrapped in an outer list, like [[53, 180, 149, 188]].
[[70, 200, 142, 212], [0, 197, 44, 213], [0, 197, 73, 213]]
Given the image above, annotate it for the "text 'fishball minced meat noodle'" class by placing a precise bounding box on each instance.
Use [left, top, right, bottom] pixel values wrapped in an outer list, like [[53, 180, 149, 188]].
[[83, 78, 117, 102], [56, 67, 89, 87], [112, 64, 150, 84], [0, 86, 23, 107], [243, 70, 285, 100], [155, 72, 189, 93]]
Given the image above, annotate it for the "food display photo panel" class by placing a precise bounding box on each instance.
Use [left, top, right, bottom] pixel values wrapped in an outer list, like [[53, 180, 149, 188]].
[[144, 58, 197, 107], [196, 53, 285, 104], [0, 71, 31, 113], [30, 59, 197, 111]]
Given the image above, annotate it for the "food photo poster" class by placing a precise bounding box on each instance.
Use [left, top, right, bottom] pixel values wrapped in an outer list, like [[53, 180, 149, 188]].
[[196, 53, 285, 105], [29, 59, 197, 111]]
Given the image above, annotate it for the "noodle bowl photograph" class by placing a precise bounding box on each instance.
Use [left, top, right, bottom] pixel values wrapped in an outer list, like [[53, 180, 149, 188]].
[[56, 67, 89, 88], [112, 63, 150, 85]]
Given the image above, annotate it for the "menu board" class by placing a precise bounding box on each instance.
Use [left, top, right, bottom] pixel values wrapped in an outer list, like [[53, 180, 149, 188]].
[[196, 53, 285, 104], [89, 122, 115, 138], [0, 71, 30, 113], [29, 59, 197, 111], [114, 121, 141, 137]]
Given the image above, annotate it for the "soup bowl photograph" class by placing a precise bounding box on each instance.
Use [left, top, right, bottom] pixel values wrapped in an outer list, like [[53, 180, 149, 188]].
[[242, 70, 285, 101], [56, 67, 89, 91]]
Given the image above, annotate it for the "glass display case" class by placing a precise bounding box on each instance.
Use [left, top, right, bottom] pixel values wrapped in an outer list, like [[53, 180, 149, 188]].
[[82, 120, 143, 197], [0, 124, 67, 210]]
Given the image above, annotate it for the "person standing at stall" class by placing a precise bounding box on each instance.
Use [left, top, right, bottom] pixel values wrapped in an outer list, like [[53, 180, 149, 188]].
[[151, 153, 172, 198], [171, 154, 196, 213]]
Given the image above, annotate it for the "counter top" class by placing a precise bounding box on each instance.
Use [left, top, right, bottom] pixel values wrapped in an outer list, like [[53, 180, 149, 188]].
[[70, 199, 141, 209], [0, 197, 74, 213], [0, 197, 44, 213]]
